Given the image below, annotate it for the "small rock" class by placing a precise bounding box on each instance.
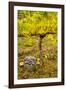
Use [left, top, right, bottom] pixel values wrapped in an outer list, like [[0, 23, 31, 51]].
[[24, 56, 36, 65]]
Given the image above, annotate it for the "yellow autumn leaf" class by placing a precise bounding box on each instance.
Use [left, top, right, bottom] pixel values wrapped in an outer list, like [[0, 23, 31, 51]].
[[37, 58, 40, 64], [19, 62, 24, 66], [45, 55, 47, 58], [47, 34, 53, 40], [37, 58, 40, 61]]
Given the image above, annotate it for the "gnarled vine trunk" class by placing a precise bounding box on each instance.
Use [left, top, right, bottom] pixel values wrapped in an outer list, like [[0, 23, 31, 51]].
[[39, 35, 44, 66]]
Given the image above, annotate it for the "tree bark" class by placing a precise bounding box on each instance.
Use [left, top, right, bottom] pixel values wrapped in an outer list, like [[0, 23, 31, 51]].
[[18, 32, 56, 66], [39, 36, 44, 66]]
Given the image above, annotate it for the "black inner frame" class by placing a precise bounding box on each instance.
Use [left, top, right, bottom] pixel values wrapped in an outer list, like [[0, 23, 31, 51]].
[[9, 1, 64, 88]]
